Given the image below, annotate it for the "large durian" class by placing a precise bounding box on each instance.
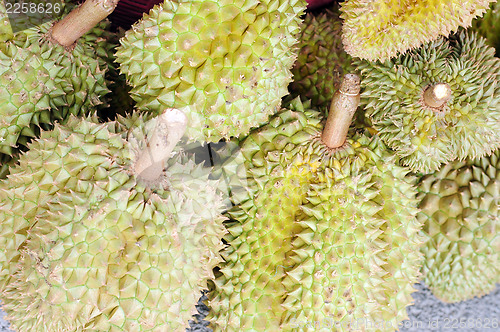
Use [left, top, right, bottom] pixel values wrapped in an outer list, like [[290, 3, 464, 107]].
[[356, 31, 500, 173], [209, 76, 422, 331], [340, 0, 495, 61], [0, 0, 116, 156], [0, 110, 227, 331], [116, 0, 306, 142], [418, 149, 500, 303], [288, 7, 353, 109]]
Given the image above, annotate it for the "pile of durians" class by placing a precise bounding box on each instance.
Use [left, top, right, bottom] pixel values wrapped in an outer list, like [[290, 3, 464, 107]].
[[0, 0, 498, 331]]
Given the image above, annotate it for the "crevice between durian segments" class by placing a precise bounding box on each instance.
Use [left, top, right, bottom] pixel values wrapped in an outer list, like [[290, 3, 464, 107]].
[[321, 73, 361, 148], [50, 0, 120, 47], [134, 108, 188, 182]]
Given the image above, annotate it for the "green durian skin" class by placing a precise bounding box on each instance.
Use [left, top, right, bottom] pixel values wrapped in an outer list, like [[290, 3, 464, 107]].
[[0, 7, 113, 156], [0, 0, 13, 42], [209, 98, 422, 331], [418, 149, 500, 303], [289, 7, 353, 109], [0, 114, 227, 331], [356, 30, 500, 174], [116, 0, 306, 143], [340, 0, 494, 61]]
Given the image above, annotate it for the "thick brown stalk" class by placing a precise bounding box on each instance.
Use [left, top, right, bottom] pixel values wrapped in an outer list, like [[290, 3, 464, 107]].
[[321, 73, 361, 148], [423, 83, 452, 108], [135, 109, 188, 182], [50, 0, 120, 47]]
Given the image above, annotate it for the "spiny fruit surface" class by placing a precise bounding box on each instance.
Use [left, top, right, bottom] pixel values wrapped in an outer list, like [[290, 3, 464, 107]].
[[356, 31, 500, 173], [209, 98, 422, 331], [289, 8, 353, 109], [0, 114, 227, 331], [418, 150, 500, 303], [116, 0, 305, 142], [473, 1, 500, 55], [0, 8, 112, 156], [0, 0, 12, 43], [340, 0, 495, 61]]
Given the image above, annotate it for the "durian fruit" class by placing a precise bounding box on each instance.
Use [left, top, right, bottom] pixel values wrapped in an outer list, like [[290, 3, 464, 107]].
[[0, 110, 227, 331], [0, 0, 117, 156], [340, 0, 495, 61], [472, 1, 500, 55], [0, 0, 12, 43], [418, 150, 500, 303], [289, 7, 353, 109], [209, 76, 422, 331], [116, 0, 306, 143], [356, 30, 500, 173]]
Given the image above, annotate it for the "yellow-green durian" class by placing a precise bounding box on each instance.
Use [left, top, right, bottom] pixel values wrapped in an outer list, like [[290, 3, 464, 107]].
[[418, 149, 500, 303], [340, 0, 495, 61], [0, 112, 227, 331], [208, 96, 422, 331], [356, 31, 500, 173], [288, 7, 353, 109], [116, 0, 306, 143], [0, 3, 113, 156]]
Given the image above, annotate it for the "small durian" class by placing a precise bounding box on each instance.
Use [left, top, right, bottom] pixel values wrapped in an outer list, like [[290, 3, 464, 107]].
[[340, 0, 495, 61], [418, 150, 500, 303], [0, 0, 116, 156], [116, 0, 306, 142], [356, 31, 500, 173], [209, 75, 422, 331], [0, 110, 227, 331], [289, 7, 353, 109]]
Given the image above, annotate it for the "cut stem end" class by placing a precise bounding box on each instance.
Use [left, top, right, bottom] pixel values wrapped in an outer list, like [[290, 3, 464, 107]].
[[50, 0, 120, 47], [423, 83, 452, 108], [321, 73, 361, 148], [135, 109, 188, 183]]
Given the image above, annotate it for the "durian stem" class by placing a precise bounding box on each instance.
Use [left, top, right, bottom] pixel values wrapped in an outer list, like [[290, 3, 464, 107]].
[[50, 0, 120, 47], [423, 83, 452, 108], [135, 109, 188, 182], [321, 73, 361, 148]]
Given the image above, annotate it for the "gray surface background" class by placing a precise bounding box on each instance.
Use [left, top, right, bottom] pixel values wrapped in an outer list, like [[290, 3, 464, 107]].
[[1, 283, 498, 331]]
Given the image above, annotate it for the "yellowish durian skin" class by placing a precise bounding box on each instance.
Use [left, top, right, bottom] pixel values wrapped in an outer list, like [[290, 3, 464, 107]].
[[0, 114, 227, 331], [418, 150, 500, 303], [340, 0, 495, 61], [209, 98, 422, 332], [116, 0, 306, 143]]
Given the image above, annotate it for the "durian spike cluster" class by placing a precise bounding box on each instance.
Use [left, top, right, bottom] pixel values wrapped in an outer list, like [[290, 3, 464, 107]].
[[0, 1, 115, 157], [0, 110, 228, 331], [356, 30, 500, 173], [1, 0, 500, 331], [340, 0, 495, 61], [116, 0, 306, 143], [418, 150, 500, 303], [288, 6, 353, 109], [209, 77, 423, 331]]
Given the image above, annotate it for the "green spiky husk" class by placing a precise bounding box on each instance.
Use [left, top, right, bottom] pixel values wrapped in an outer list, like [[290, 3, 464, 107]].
[[340, 0, 494, 61], [0, 114, 227, 331], [356, 31, 500, 173], [208, 98, 422, 331], [116, 0, 306, 142], [288, 7, 353, 109], [418, 149, 500, 303], [0, 10, 113, 156]]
